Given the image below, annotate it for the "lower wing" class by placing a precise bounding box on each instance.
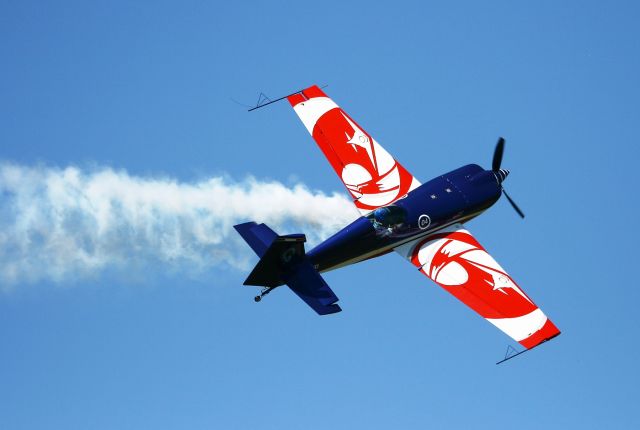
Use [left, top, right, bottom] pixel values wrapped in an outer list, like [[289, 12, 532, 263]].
[[394, 224, 560, 349]]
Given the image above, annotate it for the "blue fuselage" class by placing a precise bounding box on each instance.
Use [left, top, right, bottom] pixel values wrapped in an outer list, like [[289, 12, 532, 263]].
[[307, 164, 502, 272]]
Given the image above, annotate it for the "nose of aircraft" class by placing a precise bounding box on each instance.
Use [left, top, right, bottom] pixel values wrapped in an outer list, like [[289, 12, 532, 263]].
[[494, 168, 510, 184]]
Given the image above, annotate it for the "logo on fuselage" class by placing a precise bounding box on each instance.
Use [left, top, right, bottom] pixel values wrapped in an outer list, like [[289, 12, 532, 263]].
[[418, 214, 431, 230]]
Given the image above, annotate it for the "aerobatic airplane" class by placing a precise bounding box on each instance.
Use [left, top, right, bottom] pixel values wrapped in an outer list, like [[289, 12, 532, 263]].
[[235, 85, 560, 357]]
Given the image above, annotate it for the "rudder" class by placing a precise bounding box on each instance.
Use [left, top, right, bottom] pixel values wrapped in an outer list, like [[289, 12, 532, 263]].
[[234, 221, 342, 315]]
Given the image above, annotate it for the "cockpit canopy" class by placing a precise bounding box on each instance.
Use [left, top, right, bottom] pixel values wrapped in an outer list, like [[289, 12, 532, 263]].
[[367, 205, 408, 228]]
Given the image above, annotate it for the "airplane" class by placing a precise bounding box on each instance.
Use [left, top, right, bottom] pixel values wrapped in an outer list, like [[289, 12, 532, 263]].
[[234, 85, 560, 357]]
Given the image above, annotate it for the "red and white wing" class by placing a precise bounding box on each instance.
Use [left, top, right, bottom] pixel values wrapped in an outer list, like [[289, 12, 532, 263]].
[[288, 85, 421, 215], [395, 224, 560, 349]]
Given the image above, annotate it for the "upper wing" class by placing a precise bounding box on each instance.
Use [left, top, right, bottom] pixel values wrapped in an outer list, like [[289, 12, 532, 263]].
[[395, 224, 560, 349], [287, 85, 421, 215]]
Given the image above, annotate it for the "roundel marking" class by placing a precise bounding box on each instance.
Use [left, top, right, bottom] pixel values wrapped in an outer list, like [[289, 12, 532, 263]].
[[418, 214, 431, 230]]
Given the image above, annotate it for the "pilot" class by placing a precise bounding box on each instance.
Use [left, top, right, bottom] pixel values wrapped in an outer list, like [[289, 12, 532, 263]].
[[373, 207, 391, 226], [371, 207, 396, 236]]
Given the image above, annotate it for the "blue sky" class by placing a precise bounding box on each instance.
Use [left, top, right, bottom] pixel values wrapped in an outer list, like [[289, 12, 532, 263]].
[[1, 1, 639, 429]]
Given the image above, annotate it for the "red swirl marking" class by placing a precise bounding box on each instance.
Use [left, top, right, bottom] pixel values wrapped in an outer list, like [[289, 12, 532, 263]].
[[312, 108, 414, 209], [411, 231, 538, 319]]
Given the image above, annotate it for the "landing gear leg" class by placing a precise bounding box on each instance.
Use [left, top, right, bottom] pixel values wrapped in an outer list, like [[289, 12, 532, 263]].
[[254, 287, 273, 303]]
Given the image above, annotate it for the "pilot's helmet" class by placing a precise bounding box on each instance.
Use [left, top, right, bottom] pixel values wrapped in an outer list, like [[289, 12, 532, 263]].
[[373, 207, 390, 223]]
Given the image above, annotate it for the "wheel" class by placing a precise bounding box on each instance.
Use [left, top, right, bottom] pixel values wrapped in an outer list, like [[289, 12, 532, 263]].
[[254, 296, 261, 302]]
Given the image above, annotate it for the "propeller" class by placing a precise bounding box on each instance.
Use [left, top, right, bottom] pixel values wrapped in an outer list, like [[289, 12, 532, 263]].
[[502, 189, 525, 218], [492, 137, 505, 171], [492, 137, 525, 219]]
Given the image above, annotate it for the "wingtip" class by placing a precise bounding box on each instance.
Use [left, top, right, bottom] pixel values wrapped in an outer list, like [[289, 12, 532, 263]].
[[520, 319, 561, 350]]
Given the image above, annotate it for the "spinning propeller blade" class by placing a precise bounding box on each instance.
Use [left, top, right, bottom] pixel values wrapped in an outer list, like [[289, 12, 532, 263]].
[[491, 137, 525, 219], [503, 189, 525, 218], [492, 137, 505, 171]]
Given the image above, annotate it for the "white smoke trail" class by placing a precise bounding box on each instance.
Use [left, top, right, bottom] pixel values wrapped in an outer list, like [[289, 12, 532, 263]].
[[0, 163, 357, 288]]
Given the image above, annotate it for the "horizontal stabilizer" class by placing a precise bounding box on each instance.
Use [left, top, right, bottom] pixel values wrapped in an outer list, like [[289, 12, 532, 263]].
[[285, 260, 342, 315], [233, 222, 278, 257]]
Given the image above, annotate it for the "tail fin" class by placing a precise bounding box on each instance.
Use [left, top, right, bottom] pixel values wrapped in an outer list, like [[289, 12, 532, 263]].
[[233, 222, 342, 315]]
